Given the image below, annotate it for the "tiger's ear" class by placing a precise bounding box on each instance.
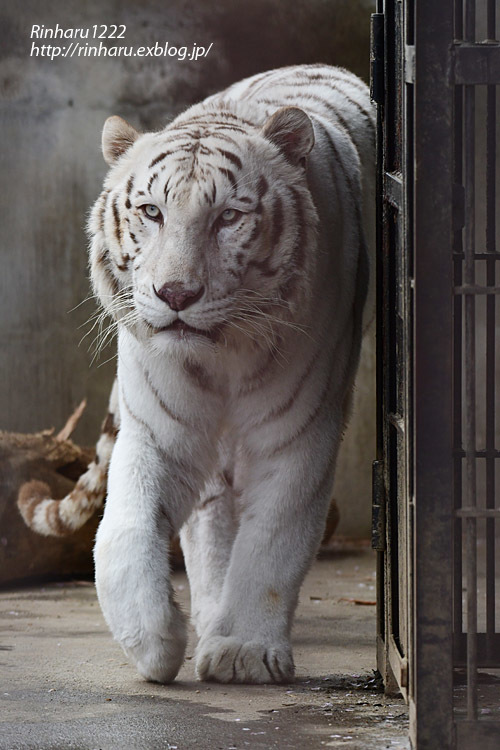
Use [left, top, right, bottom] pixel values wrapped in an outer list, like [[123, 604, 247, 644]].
[[102, 116, 140, 165], [261, 106, 315, 166]]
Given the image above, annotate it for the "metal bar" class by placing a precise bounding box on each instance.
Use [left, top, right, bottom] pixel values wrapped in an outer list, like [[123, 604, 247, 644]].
[[454, 449, 500, 457], [413, 0, 455, 745], [455, 0, 464, 41], [463, 0, 477, 722], [465, 0, 475, 43], [455, 286, 500, 294], [456, 721, 500, 749], [487, 0, 497, 41], [384, 171, 403, 209], [452, 252, 500, 260], [459, 451, 500, 458], [405, 45, 415, 84], [403, 0, 415, 723], [372, 0, 386, 694], [372, 460, 386, 552], [456, 508, 500, 518], [453, 44, 500, 85], [453, 72, 465, 656], [370, 12, 385, 106], [485, 2, 497, 653], [454, 632, 500, 665]]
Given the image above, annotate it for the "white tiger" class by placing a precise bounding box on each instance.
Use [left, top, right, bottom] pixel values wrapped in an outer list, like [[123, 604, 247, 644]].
[[18, 64, 375, 684]]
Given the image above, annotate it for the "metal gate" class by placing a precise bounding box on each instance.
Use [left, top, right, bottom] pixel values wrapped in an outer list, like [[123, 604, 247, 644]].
[[371, 1, 500, 748]]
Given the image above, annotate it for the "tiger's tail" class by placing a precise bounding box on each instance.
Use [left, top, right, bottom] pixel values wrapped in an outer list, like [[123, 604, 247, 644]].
[[17, 381, 119, 537]]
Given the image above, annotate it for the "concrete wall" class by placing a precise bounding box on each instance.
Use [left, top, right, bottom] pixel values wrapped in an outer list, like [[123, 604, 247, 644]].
[[0, 0, 376, 537]]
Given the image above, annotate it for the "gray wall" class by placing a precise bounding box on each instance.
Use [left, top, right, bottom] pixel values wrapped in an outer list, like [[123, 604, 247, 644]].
[[0, 0, 375, 536]]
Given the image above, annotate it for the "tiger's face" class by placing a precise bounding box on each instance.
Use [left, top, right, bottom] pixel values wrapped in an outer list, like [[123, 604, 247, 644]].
[[89, 106, 318, 352]]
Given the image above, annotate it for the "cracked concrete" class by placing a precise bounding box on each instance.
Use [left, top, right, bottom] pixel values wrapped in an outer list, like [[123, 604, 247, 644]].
[[0, 542, 409, 749]]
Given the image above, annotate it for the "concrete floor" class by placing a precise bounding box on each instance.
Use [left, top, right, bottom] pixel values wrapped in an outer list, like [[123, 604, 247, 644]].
[[0, 542, 409, 750]]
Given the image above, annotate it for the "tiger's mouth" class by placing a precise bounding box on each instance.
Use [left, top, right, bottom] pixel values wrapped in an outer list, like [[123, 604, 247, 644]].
[[153, 318, 220, 342]]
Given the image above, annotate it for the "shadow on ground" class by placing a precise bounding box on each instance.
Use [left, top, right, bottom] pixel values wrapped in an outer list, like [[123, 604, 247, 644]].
[[0, 543, 409, 749]]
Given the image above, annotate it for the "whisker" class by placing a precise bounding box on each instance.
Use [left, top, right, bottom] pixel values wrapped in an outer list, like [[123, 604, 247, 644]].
[[67, 293, 98, 314], [96, 351, 119, 369]]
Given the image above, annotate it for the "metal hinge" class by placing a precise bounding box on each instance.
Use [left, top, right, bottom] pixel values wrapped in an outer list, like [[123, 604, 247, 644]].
[[372, 459, 386, 551], [404, 45, 415, 84], [370, 13, 385, 105]]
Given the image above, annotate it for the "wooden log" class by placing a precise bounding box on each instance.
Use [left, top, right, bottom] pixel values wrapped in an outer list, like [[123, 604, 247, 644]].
[[0, 426, 98, 586]]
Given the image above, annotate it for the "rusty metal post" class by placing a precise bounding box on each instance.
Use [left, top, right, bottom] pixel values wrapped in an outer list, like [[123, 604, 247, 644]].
[[412, 0, 455, 746]]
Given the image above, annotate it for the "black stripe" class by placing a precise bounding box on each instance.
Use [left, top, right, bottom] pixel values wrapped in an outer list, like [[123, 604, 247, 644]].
[[246, 256, 278, 277], [255, 348, 321, 426], [270, 194, 284, 248], [149, 150, 175, 168], [209, 124, 248, 134], [199, 144, 215, 157], [328, 85, 375, 128], [183, 359, 215, 392], [116, 253, 130, 272], [96, 250, 120, 296], [317, 122, 369, 335], [205, 132, 240, 148], [168, 121, 247, 137], [177, 110, 254, 127], [241, 217, 262, 249], [217, 148, 243, 170], [164, 177, 171, 202], [238, 347, 277, 395], [97, 191, 108, 231], [257, 175, 268, 199], [111, 196, 122, 244], [269, 363, 334, 456], [270, 294, 364, 459], [293, 88, 374, 133], [120, 390, 172, 466], [245, 71, 272, 94], [286, 186, 306, 270], [274, 73, 368, 96], [142, 365, 191, 427], [218, 167, 237, 192], [317, 122, 358, 212], [147, 172, 158, 192]]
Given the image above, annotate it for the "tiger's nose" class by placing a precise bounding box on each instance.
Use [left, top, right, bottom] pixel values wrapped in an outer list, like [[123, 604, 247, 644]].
[[153, 282, 205, 311]]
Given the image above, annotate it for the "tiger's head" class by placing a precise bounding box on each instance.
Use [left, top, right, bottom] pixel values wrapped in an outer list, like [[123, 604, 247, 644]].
[[88, 103, 319, 354]]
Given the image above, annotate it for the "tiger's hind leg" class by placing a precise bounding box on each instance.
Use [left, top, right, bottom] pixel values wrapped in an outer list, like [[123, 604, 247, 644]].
[[180, 469, 239, 638]]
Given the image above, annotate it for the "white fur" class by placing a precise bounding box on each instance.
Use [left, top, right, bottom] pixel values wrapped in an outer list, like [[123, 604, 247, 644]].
[[90, 65, 375, 683]]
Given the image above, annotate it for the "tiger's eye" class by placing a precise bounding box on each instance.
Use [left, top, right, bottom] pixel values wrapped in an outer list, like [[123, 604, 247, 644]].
[[220, 208, 240, 223], [142, 204, 162, 221]]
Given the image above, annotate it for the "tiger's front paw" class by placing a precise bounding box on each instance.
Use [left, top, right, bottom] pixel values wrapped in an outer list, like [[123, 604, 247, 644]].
[[195, 636, 294, 684], [121, 601, 187, 684]]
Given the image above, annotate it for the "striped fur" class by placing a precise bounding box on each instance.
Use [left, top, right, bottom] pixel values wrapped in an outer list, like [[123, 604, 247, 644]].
[[23, 65, 375, 684], [17, 381, 120, 537]]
